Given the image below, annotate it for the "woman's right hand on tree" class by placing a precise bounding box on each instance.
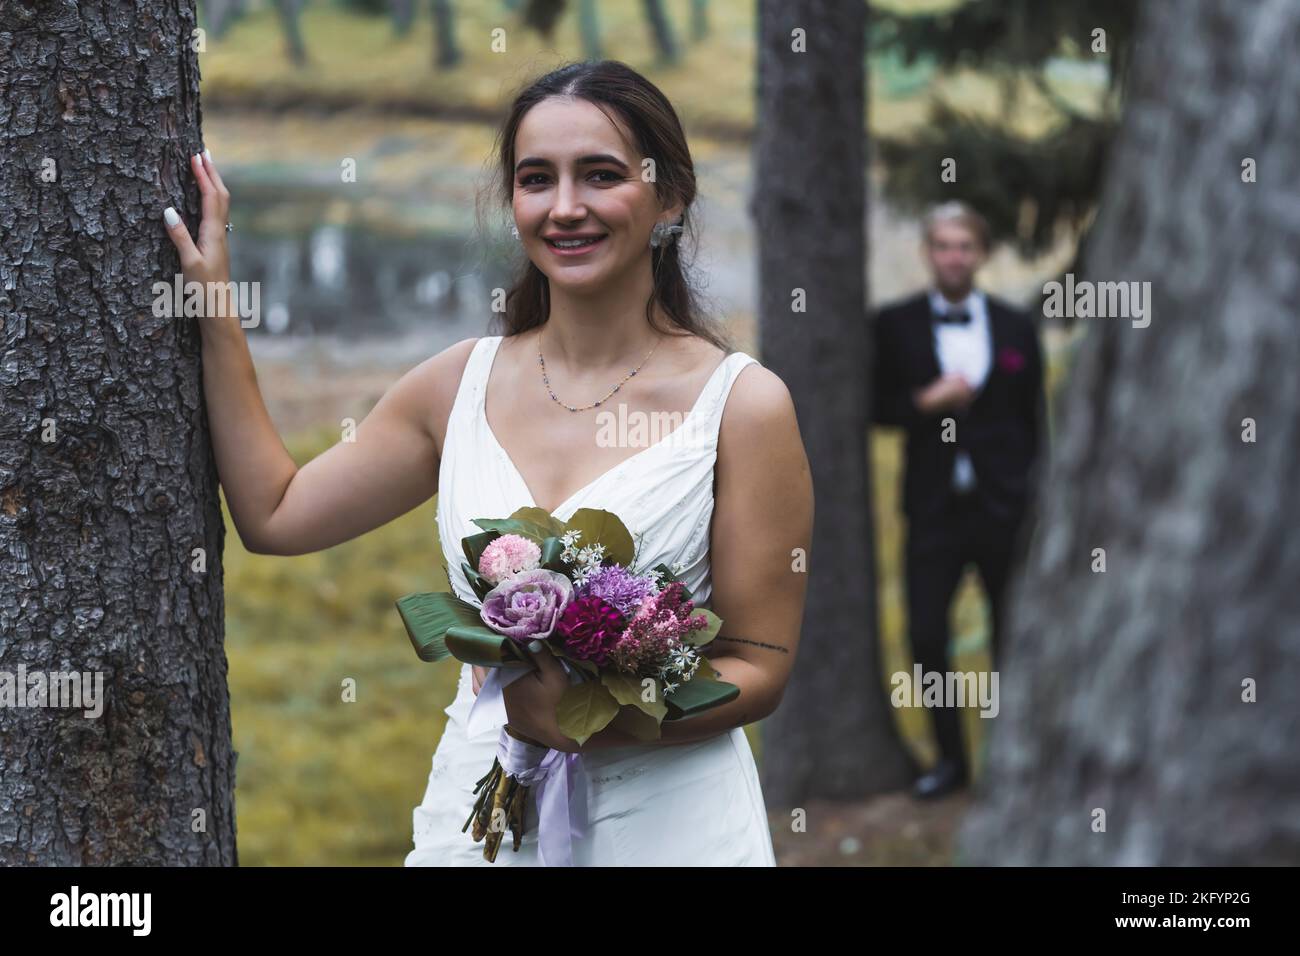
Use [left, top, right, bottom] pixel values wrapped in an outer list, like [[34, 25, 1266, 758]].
[[162, 150, 232, 296]]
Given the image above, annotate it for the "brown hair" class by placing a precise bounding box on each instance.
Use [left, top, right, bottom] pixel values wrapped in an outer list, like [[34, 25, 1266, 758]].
[[480, 60, 730, 351]]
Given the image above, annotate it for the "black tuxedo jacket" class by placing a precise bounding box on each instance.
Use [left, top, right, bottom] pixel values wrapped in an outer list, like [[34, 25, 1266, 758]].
[[871, 291, 1046, 528]]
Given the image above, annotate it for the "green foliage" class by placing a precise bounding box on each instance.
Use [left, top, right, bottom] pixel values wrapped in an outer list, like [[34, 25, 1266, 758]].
[[870, 0, 1138, 256]]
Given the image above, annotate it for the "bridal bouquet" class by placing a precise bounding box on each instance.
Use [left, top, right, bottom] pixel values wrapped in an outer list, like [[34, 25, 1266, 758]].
[[395, 506, 737, 864]]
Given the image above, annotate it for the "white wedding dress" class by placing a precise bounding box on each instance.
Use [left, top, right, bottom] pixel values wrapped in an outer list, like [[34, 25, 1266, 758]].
[[405, 334, 776, 866]]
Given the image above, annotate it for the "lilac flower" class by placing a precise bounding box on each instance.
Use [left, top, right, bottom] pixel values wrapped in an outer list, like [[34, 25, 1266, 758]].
[[480, 569, 572, 642]]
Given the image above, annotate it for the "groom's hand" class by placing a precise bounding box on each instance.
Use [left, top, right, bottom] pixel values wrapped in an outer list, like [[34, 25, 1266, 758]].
[[913, 373, 975, 415]]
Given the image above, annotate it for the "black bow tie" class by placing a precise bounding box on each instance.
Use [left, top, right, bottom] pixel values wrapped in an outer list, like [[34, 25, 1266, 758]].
[[934, 308, 971, 325]]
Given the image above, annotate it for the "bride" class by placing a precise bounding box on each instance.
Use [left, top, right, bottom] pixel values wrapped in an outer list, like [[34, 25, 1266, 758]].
[[164, 59, 812, 866]]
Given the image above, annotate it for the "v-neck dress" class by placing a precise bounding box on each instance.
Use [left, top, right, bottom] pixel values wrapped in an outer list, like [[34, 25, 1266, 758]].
[[405, 334, 776, 866]]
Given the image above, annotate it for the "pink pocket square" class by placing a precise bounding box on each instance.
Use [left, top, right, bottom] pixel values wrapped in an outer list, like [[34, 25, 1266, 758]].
[[997, 347, 1026, 373]]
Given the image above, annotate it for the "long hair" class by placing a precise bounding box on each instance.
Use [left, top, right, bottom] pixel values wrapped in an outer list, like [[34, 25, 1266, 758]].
[[481, 60, 730, 351]]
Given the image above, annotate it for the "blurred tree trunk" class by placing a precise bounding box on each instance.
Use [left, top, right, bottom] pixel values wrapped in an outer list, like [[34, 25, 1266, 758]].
[[754, 0, 912, 807], [642, 0, 679, 64], [579, 0, 602, 60], [203, 0, 244, 39], [391, 0, 416, 37], [0, 0, 236, 865], [432, 0, 462, 69], [960, 0, 1300, 865], [275, 0, 308, 66], [691, 0, 709, 42]]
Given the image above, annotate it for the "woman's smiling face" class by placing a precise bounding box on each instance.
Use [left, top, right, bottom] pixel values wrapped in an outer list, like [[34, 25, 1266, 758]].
[[512, 96, 678, 293]]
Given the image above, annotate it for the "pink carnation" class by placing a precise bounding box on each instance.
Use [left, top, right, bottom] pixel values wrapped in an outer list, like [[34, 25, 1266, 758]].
[[477, 533, 541, 586]]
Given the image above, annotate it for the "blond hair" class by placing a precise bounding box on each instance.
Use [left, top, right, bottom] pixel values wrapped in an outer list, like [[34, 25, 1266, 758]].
[[922, 201, 991, 251]]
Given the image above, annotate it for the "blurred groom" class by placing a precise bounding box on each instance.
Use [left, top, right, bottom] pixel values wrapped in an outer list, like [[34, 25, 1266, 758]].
[[871, 201, 1046, 799]]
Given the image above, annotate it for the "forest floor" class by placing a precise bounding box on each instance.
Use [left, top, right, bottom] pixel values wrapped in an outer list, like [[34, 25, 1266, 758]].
[[770, 790, 976, 866]]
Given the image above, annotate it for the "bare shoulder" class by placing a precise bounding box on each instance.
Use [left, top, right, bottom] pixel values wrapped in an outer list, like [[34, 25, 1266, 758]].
[[719, 358, 800, 445], [714, 358, 811, 515]]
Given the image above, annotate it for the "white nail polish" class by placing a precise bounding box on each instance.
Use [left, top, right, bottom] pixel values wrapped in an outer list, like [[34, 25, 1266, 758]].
[[204, 148, 211, 162], [164, 207, 180, 227]]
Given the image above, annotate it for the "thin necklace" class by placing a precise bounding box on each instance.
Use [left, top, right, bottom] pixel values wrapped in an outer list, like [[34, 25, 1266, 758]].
[[537, 325, 661, 412]]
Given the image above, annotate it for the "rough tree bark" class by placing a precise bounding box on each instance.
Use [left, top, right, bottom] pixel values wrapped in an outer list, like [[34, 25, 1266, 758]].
[[754, 0, 913, 806], [0, 0, 236, 864], [960, 0, 1300, 865]]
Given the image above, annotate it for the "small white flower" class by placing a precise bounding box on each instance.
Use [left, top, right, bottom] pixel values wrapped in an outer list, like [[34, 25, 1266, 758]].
[[662, 680, 679, 695]]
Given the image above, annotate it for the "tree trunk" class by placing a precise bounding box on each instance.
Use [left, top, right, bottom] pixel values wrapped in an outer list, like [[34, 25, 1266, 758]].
[[754, 0, 913, 807], [579, 0, 602, 61], [0, 0, 236, 865], [432, 0, 462, 69], [391, 0, 416, 38], [960, 0, 1300, 865], [641, 0, 679, 65], [275, 0, 308, 67], [691, 0, 709, 42]]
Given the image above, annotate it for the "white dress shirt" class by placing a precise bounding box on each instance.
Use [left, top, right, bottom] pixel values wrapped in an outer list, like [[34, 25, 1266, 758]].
[[928, 289, 992, 492]]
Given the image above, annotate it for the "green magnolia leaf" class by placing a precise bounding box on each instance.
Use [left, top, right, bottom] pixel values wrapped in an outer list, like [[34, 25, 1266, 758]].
[[683, 608, 722, 646], [556, 680, 620, 746], [562, 508, 635, 568], [664, 658, 739, 719], [610, 704, 664, 742], [460, 561, 493, 602], [508, 507, 569, 537], [461, 529, 500, 570], [539, 536, 570, 573], [650, 562, 694, 601], [445, 626, 535, 668], [600, 671, 668, 720], [395, 592, 482, 662], [472, 506, 566, 545]]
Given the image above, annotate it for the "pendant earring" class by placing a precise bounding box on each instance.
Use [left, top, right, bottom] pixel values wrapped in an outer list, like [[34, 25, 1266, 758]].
[[510, 225, 520, 239], [649, 219, 683, 249]]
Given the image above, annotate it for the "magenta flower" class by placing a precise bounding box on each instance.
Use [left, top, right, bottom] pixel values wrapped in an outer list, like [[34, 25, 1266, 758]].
[[555, 596, 625, 666]]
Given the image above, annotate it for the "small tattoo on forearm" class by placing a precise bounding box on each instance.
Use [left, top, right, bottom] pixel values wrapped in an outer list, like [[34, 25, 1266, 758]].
[[716, 636, 789, 654]]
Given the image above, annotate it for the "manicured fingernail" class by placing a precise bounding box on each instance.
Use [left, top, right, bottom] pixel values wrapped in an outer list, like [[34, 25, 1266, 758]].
[[203, 148, 211, 162], [528, 640, 543, 652], [163, 207, 180, 227]]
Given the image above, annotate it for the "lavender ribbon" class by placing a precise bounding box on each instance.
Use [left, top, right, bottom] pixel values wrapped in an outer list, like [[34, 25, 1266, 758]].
[[465, 659, 588, 866], [496, 729, 587, 866]]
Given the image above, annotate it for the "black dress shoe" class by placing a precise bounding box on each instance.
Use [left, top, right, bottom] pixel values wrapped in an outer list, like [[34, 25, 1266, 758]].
[[911, 758, 969, 800]]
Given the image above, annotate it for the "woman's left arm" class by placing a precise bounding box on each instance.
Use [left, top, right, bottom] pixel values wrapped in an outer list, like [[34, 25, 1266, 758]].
[[584, 363, 813, 748], [656, 363, 812, 742]]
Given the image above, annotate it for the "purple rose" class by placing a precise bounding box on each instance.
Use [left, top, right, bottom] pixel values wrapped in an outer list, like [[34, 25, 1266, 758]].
[[556, 596, 625, 666], [480, 569, 573, 642]]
